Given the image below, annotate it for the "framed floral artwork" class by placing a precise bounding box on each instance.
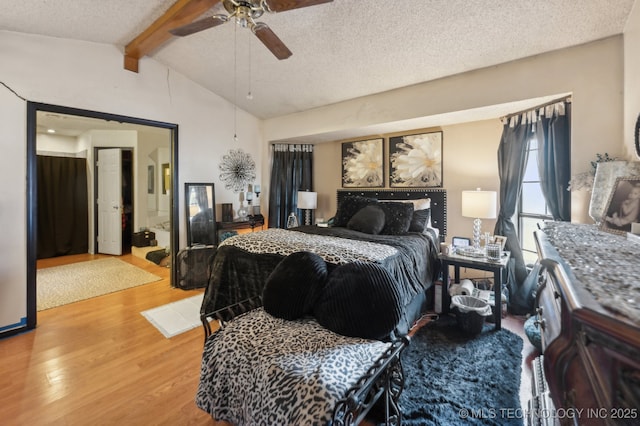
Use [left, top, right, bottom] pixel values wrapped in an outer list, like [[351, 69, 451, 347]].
[[389, 131, 443, 187], [341, 138, 384, 188]]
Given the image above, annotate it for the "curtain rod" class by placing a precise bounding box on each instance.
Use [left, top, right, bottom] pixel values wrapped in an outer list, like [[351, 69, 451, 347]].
[[501, 96, 572, 122]]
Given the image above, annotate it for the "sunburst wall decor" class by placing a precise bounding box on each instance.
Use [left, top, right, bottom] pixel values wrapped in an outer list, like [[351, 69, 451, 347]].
[[219, 148, 256, 193]]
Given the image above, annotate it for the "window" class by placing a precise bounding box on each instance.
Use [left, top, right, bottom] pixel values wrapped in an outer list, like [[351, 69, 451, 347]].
[[518, 138, 552, 265]]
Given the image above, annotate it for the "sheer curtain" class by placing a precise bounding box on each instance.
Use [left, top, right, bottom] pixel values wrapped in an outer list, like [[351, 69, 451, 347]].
[[268, 144, 314, 229]]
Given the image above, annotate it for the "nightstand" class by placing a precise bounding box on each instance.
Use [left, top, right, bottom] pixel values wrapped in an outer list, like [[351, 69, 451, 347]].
[[439, 250, 510, 330]]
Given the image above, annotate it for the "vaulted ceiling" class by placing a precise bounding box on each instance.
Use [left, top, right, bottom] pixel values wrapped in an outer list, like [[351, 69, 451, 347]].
[[1, 0, 636, 121]]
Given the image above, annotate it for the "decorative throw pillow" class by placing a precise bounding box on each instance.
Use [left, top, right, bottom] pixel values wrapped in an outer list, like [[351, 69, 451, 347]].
[[409, 198, 431, 211], [333, 196, 379, 227], [262, 251, 328, 320], [408, 208, 431, 233], [347, 205, 386, 234], [379, 202, 414, 235], [313, 262, 402, 340]]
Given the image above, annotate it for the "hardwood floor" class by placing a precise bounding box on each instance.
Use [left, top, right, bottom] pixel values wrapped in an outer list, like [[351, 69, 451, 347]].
[[0, 254, 536, 425], [1, 253, 214, 425]]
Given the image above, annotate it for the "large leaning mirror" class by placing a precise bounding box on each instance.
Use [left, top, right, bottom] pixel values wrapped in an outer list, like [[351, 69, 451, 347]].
[[26, 102, 178, 330], [186, 183, 216, 246]]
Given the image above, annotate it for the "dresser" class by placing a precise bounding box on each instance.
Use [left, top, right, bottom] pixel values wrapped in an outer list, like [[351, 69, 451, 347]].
[[530, 222, 639, 425]]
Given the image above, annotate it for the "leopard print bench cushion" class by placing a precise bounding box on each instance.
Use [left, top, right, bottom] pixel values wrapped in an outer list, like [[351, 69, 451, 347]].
[[218, 228, 397, 264], [195, 308, 391, 425]]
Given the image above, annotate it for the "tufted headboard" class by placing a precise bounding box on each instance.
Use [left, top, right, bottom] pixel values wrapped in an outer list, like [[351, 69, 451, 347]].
[[336, 188, 447, 242]]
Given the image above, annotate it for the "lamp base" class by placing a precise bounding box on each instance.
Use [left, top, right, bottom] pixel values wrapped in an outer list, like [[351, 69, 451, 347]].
[[286, 212, 299, 229], [472, 218, 482, 250]]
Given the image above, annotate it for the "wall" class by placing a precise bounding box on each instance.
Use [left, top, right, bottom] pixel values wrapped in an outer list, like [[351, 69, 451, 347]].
[[313, 120, 503, 243], [0, 31, 263, 334], [265, 37, 627, 226], [625, 0, 640, 159], [0, 71, 27, 333]]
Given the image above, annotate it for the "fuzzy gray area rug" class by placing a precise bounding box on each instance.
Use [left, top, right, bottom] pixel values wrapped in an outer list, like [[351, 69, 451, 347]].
[[37, 258, 161, 310], [398, 315, 524, 425]]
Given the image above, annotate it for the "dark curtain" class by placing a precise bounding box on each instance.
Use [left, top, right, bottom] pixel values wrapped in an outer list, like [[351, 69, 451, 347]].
[[494, 115, 533, 309], [536, 102, 572, 221], [268, 144, 314, 229], [37, 155, 89, 259], [190, 186, 215, 245], [194, 186, 209, 210]]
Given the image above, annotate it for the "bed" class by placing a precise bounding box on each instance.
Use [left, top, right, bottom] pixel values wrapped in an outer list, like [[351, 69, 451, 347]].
[[200, 188, 447, 338], [147, 215, 171, 248], [196, 189, 446, 424]]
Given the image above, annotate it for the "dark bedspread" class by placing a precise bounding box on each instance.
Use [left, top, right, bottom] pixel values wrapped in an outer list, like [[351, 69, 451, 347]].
[[200, 226, 440, 325]]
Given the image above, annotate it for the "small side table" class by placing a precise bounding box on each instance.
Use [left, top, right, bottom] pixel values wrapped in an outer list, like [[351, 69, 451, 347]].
[[439, 251, 510, 330]]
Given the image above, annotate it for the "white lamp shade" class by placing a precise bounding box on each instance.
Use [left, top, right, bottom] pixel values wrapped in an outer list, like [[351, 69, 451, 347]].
[[461, 190, 497, 219], [297, 191, 317, 209]]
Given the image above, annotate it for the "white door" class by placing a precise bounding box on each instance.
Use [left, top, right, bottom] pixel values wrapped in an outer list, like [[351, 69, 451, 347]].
[[98, 148, 122, 255]]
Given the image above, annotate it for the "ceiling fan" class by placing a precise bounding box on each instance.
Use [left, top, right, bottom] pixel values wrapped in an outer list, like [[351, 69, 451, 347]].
[[169, 0, 333, 60]]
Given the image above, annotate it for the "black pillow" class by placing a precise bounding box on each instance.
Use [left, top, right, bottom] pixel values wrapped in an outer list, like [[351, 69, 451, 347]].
[[347, 205, 386, 234], [379, 202, 414, 235], [408, 208, 431, 233], [262, 251, 328, 320], [333, 196, 379, 227], [314, 262, 402, 340]]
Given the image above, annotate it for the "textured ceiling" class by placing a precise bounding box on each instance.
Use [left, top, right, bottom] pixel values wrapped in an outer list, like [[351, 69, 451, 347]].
[[1, 0, 636, 121]]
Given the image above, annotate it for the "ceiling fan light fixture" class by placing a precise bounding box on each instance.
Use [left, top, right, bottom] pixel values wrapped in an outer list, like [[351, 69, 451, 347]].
[[234, 6, 254, 28], [169, 0, 334, 60]]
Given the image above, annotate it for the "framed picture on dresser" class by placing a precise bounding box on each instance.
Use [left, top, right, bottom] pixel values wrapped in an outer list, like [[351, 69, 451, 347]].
[[600, 177, 640, 235]]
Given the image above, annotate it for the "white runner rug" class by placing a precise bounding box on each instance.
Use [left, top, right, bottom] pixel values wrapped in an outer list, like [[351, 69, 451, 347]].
[[141, 293, 204, 338]]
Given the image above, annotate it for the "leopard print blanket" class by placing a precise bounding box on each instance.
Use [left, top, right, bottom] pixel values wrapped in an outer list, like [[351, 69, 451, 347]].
[[195, 308, 391, 425], [218, 228, 397, 264]]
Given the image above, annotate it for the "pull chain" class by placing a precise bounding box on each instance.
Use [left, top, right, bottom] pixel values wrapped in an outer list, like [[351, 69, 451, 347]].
[[233, 23, 238, 141]]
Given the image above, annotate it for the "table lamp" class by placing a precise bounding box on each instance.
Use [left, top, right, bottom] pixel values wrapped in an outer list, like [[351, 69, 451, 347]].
[[297, 191, 317, 226], [461, 188, 497, 251]]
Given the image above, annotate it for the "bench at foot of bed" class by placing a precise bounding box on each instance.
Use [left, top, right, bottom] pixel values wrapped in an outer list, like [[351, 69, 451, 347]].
[[197, 305, 408, 426]]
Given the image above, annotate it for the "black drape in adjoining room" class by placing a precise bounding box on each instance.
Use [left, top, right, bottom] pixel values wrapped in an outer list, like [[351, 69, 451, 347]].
[[37, 155, 89, 259], [268, 144, 314, 229]]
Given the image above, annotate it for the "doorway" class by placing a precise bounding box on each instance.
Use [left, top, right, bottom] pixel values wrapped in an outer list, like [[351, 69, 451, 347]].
[[26, 102, 179, 328]]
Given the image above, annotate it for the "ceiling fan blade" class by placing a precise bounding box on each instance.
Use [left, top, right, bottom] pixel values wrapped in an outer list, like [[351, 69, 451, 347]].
[[252, 22, 292, 60], [263, 0, 333, 13], [169, 15, 228, 37]]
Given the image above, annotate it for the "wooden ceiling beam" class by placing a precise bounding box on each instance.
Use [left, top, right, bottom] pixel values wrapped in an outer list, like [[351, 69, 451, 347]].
[[124, 0, 220, 72]]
